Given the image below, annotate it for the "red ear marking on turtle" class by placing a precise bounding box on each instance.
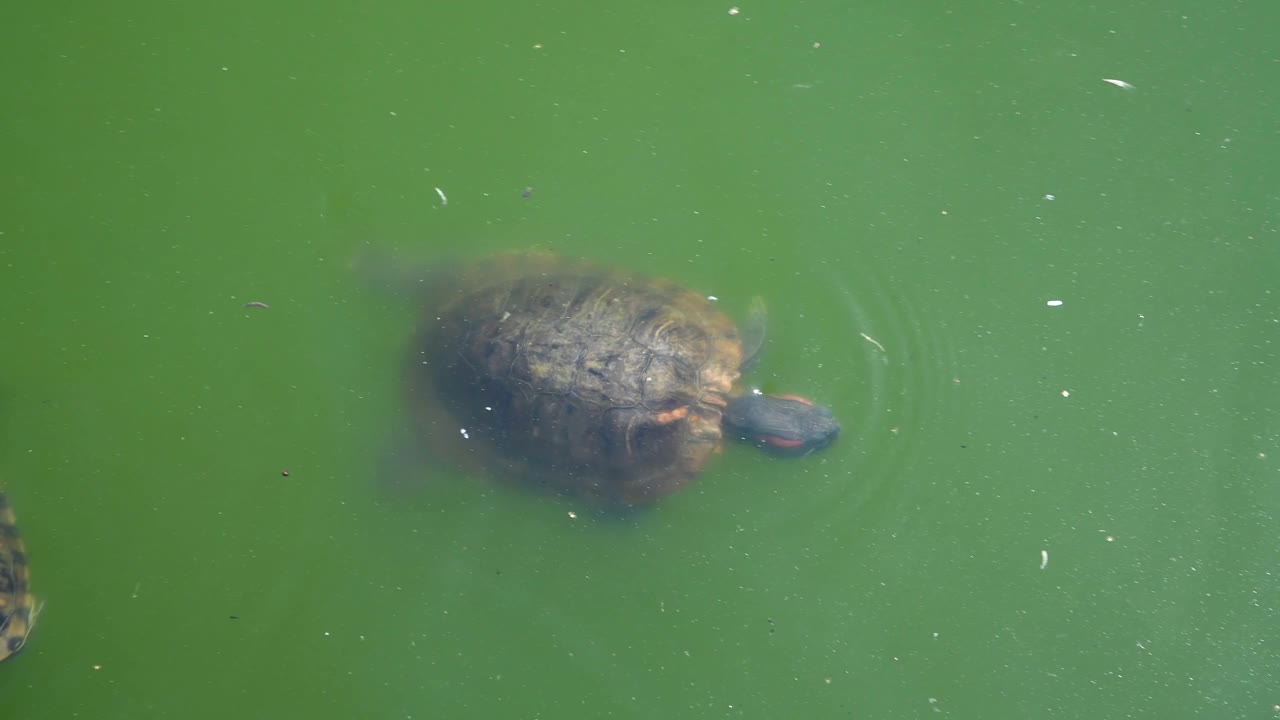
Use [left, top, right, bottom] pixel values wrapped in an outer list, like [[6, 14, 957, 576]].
[[654, 406, 690, 424]]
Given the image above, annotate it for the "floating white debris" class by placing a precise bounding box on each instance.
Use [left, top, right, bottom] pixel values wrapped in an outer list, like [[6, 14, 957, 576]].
[[1102, 78, 1135, 90], [859, 332, 887, 353], [1043, 194, 1056, 201], [707, 295, 718, 301], [1040, 550, 1049, 570], [728, 6, 740, 15], [459, 427, 469, 439], [1046, 299, 1064, 307], [1061, 390, 1071, 398], [435, 187, 448, 205]]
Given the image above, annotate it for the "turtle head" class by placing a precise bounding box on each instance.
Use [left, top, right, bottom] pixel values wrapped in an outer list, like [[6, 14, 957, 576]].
[[723, 393, 840, 454]]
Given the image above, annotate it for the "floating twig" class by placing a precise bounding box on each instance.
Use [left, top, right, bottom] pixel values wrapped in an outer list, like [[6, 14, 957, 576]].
[[859, 332, 886, 354]]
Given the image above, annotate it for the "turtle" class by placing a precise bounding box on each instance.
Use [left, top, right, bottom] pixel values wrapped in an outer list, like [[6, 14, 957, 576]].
[[0, 491, 37, 663], [404, 252, 840, 506]]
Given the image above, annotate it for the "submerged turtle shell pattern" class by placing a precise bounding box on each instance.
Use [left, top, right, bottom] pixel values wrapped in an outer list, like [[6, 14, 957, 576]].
[[0, 492, 35, 662], [410, 254, 746, 505]]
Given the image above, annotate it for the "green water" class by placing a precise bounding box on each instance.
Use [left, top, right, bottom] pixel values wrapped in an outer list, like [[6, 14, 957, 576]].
[[2, 0, 1277, 717]]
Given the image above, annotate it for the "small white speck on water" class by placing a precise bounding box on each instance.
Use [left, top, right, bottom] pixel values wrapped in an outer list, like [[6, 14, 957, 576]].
[[1046, 299, 1064, 307], [434, 187, 447, 205], [1043, 194, 1056, 200], [1061, 390, 1071, 398], [459, 428, 470, 439], [1040, 550, 1049, 570], [707, 295, 718, 301]]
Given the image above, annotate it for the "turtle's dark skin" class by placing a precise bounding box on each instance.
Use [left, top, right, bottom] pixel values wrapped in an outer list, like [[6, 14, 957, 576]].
[[406, 252, 839, 506]]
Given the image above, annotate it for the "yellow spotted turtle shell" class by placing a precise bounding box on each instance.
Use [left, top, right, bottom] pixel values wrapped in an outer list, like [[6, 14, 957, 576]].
[[0, 492, 35, 662], [408, 253, 746, 506]]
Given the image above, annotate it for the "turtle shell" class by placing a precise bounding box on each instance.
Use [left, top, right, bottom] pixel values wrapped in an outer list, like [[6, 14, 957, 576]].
[[0, 492, 36, 662], [407, 253, 745, 505]]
